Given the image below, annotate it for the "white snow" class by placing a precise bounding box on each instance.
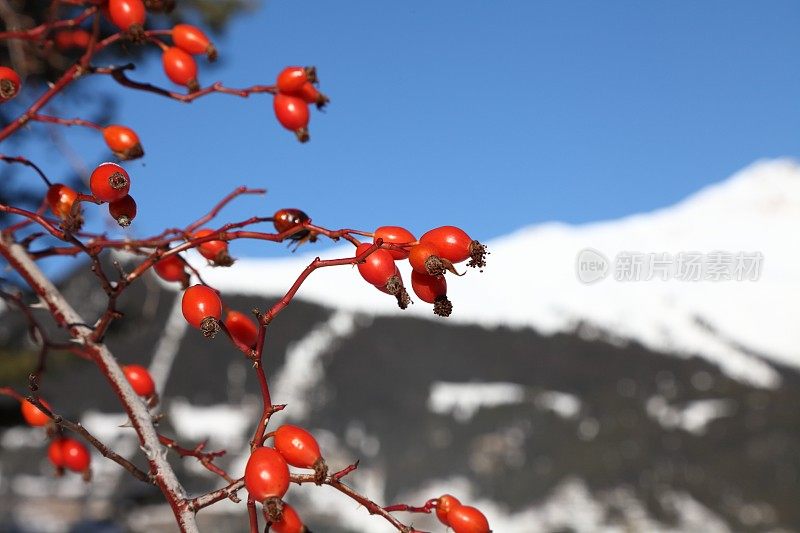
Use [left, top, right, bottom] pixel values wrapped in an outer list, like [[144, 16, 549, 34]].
[[535, 390, 582, 419], [427, 381, 526, 422], [168, 399, 257, 448], [0, 427, 47, 449], [396, 477, 732, 533], [179, 158, 800, 388], [271, 311, 362, 420], [646, 396, 735, 434], [427, 382, 583, 422]]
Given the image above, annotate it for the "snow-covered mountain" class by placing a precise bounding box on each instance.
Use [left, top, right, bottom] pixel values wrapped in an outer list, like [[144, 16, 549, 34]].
[[195, 158, 800, 388]]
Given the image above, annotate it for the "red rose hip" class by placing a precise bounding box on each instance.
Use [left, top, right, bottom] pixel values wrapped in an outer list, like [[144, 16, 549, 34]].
[[182, 285, 222, 337], [90, 162, 130, 202], [244, 446, 290, 501]]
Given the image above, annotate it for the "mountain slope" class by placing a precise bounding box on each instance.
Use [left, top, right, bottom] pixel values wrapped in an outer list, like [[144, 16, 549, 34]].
[[191, 158, 800, 388]]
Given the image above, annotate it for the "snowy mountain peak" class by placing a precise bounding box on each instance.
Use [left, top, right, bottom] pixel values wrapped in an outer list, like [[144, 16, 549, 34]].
[[670, 158, 800, 217], [185, 159, 800, 388]]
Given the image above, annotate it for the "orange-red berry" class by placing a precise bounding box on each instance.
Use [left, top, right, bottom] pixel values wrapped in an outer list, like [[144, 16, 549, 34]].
[[90, 162, 130, 202], [420, 226, 487, 269], [0, 66, 21, 102], [448, 505, 490, 533], [436, 494, 462, 526], [374, 226, 416, 260], [356, 243, 397, 287], [271, 502, 307, 533], [61, 438, 91, 473], [244, 447, 290, 501], [273, 94, 310, 142], [411, 270, 452, 317], [108, 0, 146, 31], [103, 125, 143, 160], [154, 254, 187, 283], [274, 425, 323, 469], [224, 310, 258, 348], [122, 364, 156, 397], [109, 195, 137, 227], [162, 47, 199, 91], [193, 228, 232, 265], [48, 438, 66, 468], [46, 183, 79, 219], [172, 24, 215, 60], [21, 398, 51, 427], [276, 66, 315, 95], [182, 285, 222, 336]]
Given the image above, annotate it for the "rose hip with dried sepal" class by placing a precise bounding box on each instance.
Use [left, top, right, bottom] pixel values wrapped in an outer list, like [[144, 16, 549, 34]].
[[271, 502, 309, 533], [357, 243, 411, 309], [0, 66, 21, 102], [276, 66, 317, 95], [409, 242, 460, 277], [162, 46, 199, 92], [298, 82, 329, 110], [192, 228, 234, 266], [108, 0, 146, 33], [274, 424, 328, 481], [411, 270, 452, 317], [172, 24, 217, 61], [244, 446, 290, 522], [109, 195, 137, 227], [421, 225, 487, 270], [90, 162, 130, 203], [273, 94, 310, 142], [182, 285, 222, 337], [103, 125, 144, 160]]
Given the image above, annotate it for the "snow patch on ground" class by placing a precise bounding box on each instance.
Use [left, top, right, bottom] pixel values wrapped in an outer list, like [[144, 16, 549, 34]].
[[398, 477, 731, 533], [427, 382, 583, 422], [271, 310, 362, 421], [536, 390, 582, 419], [169, 399, 258, 448], [646, 396, 736, 435], [427, 381, 526, 422]]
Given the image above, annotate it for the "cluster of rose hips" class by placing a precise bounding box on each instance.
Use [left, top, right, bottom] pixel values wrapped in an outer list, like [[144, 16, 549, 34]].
[[107, 0, 323, 142], [245, 424, 325, 529], [359, 224, 487, 317], [45, 162, 138, 231], [18, 364, 156, 481], [2, 3, 324, 152], [271, 208, 488, 317], [435, 493, 491, 533], [273, 66, 329, 143]]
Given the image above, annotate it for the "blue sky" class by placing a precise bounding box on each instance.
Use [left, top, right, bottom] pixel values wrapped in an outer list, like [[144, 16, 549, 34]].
[[12, 0, 800, 257]]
